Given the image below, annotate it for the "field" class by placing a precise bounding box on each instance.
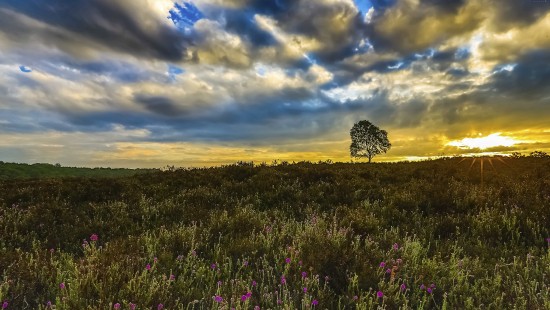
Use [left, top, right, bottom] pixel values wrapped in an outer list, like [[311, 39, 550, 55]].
[[0, 157, 549, 309]]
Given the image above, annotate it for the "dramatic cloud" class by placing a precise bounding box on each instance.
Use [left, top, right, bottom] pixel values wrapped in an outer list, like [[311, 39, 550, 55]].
[[0, 0, 549, 167]]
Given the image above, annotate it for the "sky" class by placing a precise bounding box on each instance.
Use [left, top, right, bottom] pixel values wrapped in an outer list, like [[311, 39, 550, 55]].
[[1, 0, 550, 168]]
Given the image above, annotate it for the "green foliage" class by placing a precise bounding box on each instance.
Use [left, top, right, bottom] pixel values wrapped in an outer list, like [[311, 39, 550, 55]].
[[350, 120, 391, 162], [0, 157, 549, 309]]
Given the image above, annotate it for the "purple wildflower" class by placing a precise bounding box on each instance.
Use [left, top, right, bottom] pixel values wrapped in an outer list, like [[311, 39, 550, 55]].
[[281, 275, 286, 284], [386, 268, 391, 274], [50, 248, 54, 253], [254, 306, 260, 310], [59, 282, 65, 289], [217, 280, 222, 286], [211, 263, 216, 270], [176, 255, 184, 260], [303, 287, 308, 293], [285, 257, 291, 264], [377, 291, 384, 298], [298, 260, 303, 266], [252, 280, 257, 286], [397, 258, 403, 264], [393, 243, 399, 250], [169, 274, 176, 281], [400, 283, 407, 291], [2, 301, 8, 309], [420, 284, 426, 290], [301, 271, 307, 278], [154, 257, 158, 263], [546, 238, 550, 243], [353, 295, 358, 301], [129, 303, 136, 310], [379, 262, 386, 268], [90, 234, 98, 242], [157, 303, 164, 310], [427, 288, 433, 294], [430, 283, 436, 288], [113, 303, 121, 309], [243, 260, 249, 266], [312, 300, 319, 306], [214, 295, 223, 303], [146, 264, 151, 271]]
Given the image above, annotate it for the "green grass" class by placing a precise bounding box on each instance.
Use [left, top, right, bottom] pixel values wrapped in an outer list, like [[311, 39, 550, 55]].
[[0, 157, 549, 309], [0, 162, 155, 180]]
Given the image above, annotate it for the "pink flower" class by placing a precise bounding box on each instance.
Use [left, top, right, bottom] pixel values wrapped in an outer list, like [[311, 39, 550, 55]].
[[385, 268, 391, 274], [146, 264, 151, 271], [90, 234, 98, 242], [312, 300, 318, 306], [252, 280, 257, 287], [254, 306, 260, 310], [400, 283, 407, 291], [281, 275, 286, 284], [243, 260, 249, 266], [157, 303, 164, 310], [277, 299, 282, 305], [298, 260, 303, 266], [59, 282, 65, 289], [353, 295, 358, 301], [214, 295, 223, 303], [154, 257, 158, 263], [113, 303, 121, 309], [393, 243, 399, 250], [129, 302, 136, 310], [169, 274, 176, 281], [379, 262, 386, 268], [377, 291, 384, 298]]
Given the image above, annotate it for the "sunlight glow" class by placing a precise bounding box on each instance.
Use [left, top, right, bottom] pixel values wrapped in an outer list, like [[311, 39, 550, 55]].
[[447, 133, 519, 150]]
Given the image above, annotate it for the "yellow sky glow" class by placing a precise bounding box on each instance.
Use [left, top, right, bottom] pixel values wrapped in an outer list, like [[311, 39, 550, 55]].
[[446, 133, 520, 150]]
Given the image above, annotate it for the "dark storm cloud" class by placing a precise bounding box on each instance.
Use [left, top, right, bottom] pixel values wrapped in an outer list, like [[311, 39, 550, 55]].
[[489, 50, 550, 99], [0, 0, 189, 61], [490, 0, 550, 30], [135, 95, 186, 117]]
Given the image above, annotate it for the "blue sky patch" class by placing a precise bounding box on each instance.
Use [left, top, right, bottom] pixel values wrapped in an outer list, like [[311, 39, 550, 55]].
[[19, 66, 32, 73]]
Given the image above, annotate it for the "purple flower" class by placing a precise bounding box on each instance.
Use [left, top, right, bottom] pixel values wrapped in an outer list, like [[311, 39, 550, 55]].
[[176, 255, 184, 260], [396, 258, 403, 265], [113, 303, 121, 309], [146, 264, 151, 271], [430, 283, 436, 288], [353, 295, 358, 301], [400, 283, 407, 291], [2, 301, 8, 309], [252, 280, 257, 287], [277, 299, 282, 305], [217, 280, 222, 286], [243, 260, 249, 266], [546, 238, 550, 243], [303, 287, 308, 293], [281, 275, 286, 284], [427, 288, 433, 294], [129, 303, 136, 310], [90, 234, 98, 242], [241, 292, 252, 302], [377, 291, 384, 298], [254, 306, 260, 310], [420, 284, 426, 290], [285, 257, 291, 264], [191, 250, 197, 257], [50, 248, 54, 253], [379, 262, 386, 268], [169, 274, 176, 281], [59, 282, 65, 289], [301, 271, 307, 278], [298, 260, 303, 266], [157, 303, 164, 310], [214, 295, 223, 303], [385, 268, 391, 274], [312, 300, 318, 306], [46, 301, 52, 307], [393, 243, 399, 250], [210, 263, 216, 270], [154, 257, 158, 263]]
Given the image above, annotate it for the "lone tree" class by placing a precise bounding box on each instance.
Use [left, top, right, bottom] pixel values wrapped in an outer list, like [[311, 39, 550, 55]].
[[350, 120, 391, 163]]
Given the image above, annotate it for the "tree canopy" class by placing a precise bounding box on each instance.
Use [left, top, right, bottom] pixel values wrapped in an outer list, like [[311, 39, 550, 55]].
[[350, 120, 391, 162]]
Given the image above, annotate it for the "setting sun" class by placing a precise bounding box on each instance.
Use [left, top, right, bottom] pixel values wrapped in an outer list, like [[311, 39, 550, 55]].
[[447, 133, 520, 150]]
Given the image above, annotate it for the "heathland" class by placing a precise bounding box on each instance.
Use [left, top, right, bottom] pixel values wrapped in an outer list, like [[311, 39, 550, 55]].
[[0, 157, 548, 309]]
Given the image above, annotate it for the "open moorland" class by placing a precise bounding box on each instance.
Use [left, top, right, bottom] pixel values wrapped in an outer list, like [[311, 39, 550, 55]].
[[0, 157, 549, 309]]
